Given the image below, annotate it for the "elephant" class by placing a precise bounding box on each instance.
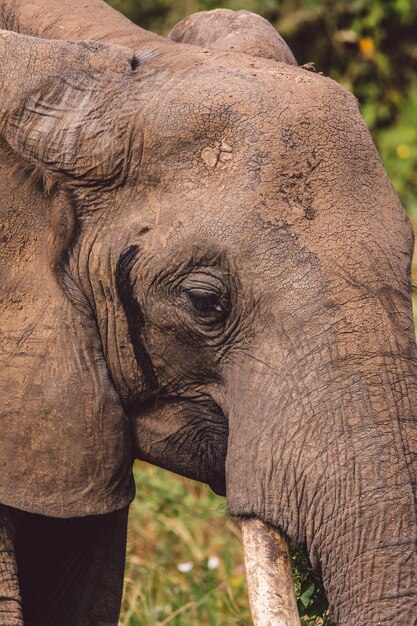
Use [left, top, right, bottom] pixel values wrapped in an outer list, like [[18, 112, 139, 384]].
[[1, 0, 417, 624]]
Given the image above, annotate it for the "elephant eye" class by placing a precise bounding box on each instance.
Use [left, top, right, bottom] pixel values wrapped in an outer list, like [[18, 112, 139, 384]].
[[186, 289, 225, 317], [179, 273, 230, 324]]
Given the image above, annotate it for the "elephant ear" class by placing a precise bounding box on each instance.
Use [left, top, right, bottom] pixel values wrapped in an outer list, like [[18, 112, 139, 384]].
[[169, 9, 297, 65], [0, 31, 140, 189], [0, 30, 148, 517]]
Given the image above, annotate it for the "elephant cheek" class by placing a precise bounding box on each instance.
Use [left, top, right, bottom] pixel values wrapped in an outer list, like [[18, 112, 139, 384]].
[[131, 399, 227, 495]]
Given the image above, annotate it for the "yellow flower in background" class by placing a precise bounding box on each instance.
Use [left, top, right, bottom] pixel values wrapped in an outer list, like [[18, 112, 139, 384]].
[[397, 144, 411, 159], [229, 575, 243, 589], [359, 37, 375, 57]]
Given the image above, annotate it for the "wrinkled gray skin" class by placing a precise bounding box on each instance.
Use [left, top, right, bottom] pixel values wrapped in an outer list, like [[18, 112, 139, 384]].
[[1, 1, 417, 625]]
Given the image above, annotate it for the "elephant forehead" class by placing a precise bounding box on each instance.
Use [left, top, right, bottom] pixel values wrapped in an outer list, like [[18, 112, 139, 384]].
[[137, 60, 360, 200], [136, 69, 355, 222], [126, 51, 407, 282]]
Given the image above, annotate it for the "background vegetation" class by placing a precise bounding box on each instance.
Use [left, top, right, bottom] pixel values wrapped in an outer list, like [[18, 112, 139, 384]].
[[102, 1, 417, 623]]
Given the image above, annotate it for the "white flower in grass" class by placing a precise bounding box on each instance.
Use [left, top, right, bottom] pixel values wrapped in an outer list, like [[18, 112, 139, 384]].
[[177, 561, 194, 573], [207, 556, 220, 570]]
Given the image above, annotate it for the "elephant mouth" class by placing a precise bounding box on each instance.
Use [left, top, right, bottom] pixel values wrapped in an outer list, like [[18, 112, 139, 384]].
[[239, 517, 301, 626], [131, 395, 228, 493]]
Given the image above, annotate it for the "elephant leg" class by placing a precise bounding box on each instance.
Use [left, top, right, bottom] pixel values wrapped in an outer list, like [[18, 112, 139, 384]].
[[15, 507, 129, 626], [82, 506, 129, 626], [0, 505, 23, 626]]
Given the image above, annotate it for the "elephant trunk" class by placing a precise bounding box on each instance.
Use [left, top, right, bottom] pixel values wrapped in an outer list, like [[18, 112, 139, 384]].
[[226, 332, 417, 624]]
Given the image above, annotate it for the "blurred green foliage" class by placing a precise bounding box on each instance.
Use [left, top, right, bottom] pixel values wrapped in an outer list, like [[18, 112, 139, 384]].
[[107, 1, 416, 624], [107, 0, 417, 219]]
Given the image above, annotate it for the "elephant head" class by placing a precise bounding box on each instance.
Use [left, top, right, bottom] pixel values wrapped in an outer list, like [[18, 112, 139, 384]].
[[1, 3, 417, 625]]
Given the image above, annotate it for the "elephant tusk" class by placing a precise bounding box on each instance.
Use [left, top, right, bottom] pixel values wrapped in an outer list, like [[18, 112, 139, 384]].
[[241, 518, 301, 626]]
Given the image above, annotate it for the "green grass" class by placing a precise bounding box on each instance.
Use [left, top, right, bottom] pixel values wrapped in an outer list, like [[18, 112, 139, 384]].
[[120, 462, 333, 625]]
